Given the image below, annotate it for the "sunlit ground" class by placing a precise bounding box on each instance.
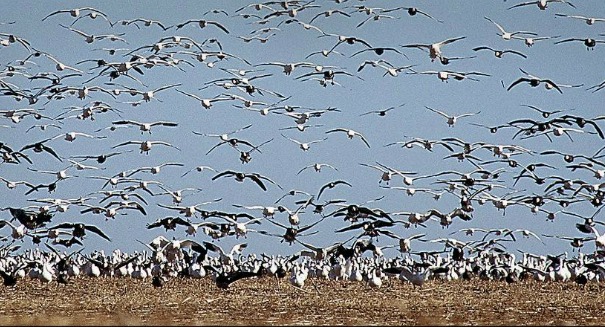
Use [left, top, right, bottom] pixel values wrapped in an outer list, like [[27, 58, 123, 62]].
[[0, 277, 603, 326]]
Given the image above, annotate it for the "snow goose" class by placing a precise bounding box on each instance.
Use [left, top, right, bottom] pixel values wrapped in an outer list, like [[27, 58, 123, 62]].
[[19, 137, 63, 161], [111, 120, 178, 133], [357, 59, 414, 77], [543, 234, 591, 252], [506, 68, 564, 93], [359, 103, 406, 117], [232, 204, 282, 218], [281, 133, 327, 151], [278, 18, 328, 36], [0, 220, 28, 240], [111, 140, 180, 154], [26, 167, 75, 181], [410, 69, 490, 82], [177, 89, 235, 109], [262, 3, 320, 20], [111, 18, 170, 30], [385, 137, 455, 152], [212, 170, 282, 191], [59, 24, 127, 44], [400, 36, 465, 62], [554, 13, 605, 25], [325, 127, 371, 148], [237, 34, 276, 43], [173, 19, 230, 34], [425, 106, 480, 127], [316, 180, 353, 200], [157, 198, 222, 218], [255, 61, 315, 76], [309, 9, 351, 24], [359, 162, 409, 185], [472, 46, 527, 59], [0, 177, 35, 190], [145, 217, 190, 231], [260, 215, 325, 244], [554, 37, 605, 50], [394, 233, 427, 254], [154, 185, 202, 204], [508, 0, 575, 10], [37, 52, 84, 74], [70, 150, 130, 164], [384, 265, 431, 288], [41, 7, 108, 22], [289, 262, 309, 288], [46, 222, 111, 242], [297, 163, 338, 175], [203, 242, 248, 266], [483, 16, 538, 40], [0, 33, 32, 51], [217, 216, 263, 239], [511, 34, 561, 47], [380, 185, 443, 200], [566, 162, 605, 180], [181, 165, 216, 178], [356, 13, 398, 28], [398, 6, 443, 23], [274, 189, 313, 204], [125, 162, 184, 177], [296, 236, 355, 261], [205, 265, 262, 290]]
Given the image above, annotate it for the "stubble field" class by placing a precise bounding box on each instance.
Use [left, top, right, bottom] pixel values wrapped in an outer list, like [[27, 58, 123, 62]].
[[0, 277, 603, 326]]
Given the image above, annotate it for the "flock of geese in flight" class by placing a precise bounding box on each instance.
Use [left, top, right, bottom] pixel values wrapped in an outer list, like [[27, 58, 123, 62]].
[[1, 0, 605, 289]]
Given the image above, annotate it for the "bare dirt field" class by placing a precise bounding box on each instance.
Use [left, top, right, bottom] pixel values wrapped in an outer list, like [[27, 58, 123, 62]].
[[0, 277, 603, 326]]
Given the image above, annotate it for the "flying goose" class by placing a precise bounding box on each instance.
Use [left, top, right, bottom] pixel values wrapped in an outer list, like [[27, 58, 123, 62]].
[[325, 128, 371, 148], [111, 120, 178, 133], [483, 16, 538, 40], [41, 7, 108, 22], [204, 265, 262, 290], [425, 106, 481, 127], [472, 46, 527, 59], [59, 24, 127, 44], [211, 170, 282, 191], [297, 163, 338, 175], [254, 61, 315, 76], [46, 222, 111, 242], [359, 103, 406, 117], [507, 68, 564, 93], [401, 36, 465, 62], [203, 241, 248, 266], [309, 9, 351, 24], [355, 13, 398, 28], [20, 137, 62, 161], [410, 69, 490, 82], [553, 37, 605, 50], [554, 13, 605, 25], [281, 133, 327, 151], [316, 180, 353, 200], [173, 19, 230, 34], [511, 34, 561, 47], [111, 18, 170, 30], [111, 140, 180, 154], [157, 198, 222, 218], [260, 215, 325, 244], [508, 0, 575, 10]]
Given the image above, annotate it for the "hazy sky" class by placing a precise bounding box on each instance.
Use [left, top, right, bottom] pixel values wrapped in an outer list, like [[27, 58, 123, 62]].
[[1, 0, 604, 257]]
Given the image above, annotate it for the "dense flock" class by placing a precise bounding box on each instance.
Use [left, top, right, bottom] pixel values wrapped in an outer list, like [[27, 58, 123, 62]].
[[1, 0, 605, 289]]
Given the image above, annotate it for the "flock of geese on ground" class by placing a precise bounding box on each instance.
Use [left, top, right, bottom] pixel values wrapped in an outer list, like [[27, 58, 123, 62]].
[[1, 0, 605, 289]]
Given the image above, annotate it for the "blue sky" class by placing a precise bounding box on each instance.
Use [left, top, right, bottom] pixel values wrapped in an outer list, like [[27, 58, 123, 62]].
[[1, 0, 604, 257]]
